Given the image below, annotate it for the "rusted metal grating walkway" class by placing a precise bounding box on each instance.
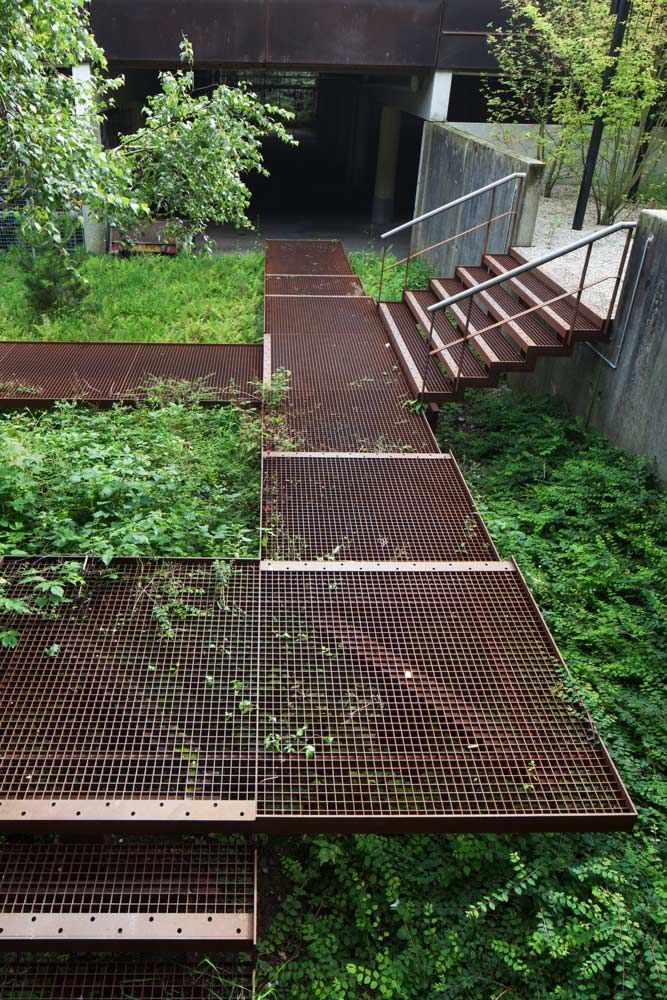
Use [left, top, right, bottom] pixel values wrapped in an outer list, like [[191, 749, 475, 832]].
[[0, 840, 256, 950], [0, 240, 636, 981], [262, 453, 495, 561], [0, 555, 636, 833], [260, 239, 635, 833], [0, 960, 254, 998], [265, 239, 354, 277], [0, 557, 258, 827], [256, 561, 634, 831], [264, 263, 437, 453], [0, 342, 262, 406]]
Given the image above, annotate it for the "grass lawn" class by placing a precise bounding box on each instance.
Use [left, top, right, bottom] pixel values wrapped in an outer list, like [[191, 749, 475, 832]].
[[0, 250, 264, 343], [0, 247, 430, 345]]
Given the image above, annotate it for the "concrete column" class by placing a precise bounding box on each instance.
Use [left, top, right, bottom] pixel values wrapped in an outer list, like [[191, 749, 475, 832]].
[[372, 106, 401, 228], [72, 63, 107, 254], [420, 71, 452, 122]]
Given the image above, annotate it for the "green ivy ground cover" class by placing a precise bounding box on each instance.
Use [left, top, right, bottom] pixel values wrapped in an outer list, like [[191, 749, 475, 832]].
[[0, 397, 261, 561]]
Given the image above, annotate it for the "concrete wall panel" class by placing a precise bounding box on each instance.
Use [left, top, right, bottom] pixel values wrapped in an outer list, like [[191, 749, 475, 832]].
[[409, 123, 543, 275]]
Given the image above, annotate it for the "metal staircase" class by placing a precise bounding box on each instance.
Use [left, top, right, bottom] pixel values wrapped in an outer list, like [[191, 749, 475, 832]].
[[377, 176, 636, 403]]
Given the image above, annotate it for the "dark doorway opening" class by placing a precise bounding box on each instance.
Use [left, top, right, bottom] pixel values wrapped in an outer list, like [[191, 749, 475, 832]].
[[104, 68, 422, 251]]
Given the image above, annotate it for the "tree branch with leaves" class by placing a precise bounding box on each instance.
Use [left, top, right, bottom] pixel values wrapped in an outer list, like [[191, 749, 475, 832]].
[[486, 0, 667, 221], [117, 37, 296, 250]]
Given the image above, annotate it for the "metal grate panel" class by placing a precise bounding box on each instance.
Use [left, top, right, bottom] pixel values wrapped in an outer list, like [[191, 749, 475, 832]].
[[0, 840, 255, 949], [0, 558, 258, 827], [265, 294, 376, 339], [262, 454, 495, 560], [0, 343, 262, 406], [265, 239, 353, 276], [268, 387, 437, 453], [0, 960, 253, 998], [267, 296, 437, 453], [256, 563, 636, 832], [265, 275, 363, 296]]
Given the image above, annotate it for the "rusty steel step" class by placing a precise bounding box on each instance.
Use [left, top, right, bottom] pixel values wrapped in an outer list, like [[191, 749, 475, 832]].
[[0, 554, 637, 835], [256, 560, 637, 833], [0, 343, 262, 408], [456, 266, 567, 357], [483, 253, 604, 341], [265, 275, 364, 296], [262, 452, 496, 562], [430, 278, 530, 373], [378, 302, 459, 402], [267, 296, 437, 453], [0, 959, 254, 998], [404, 290, 494, 387], [508, 248, 609, 341], [0, 839, 256, 952]]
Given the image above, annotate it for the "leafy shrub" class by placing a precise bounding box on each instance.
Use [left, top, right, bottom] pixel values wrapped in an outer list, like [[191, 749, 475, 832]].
[[20, 248, 89, 315], [0, 396, 261, 562]]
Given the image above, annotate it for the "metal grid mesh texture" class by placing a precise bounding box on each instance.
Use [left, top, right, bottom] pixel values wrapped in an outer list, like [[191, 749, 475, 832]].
[[262, 454, 496, 561], [266, 296, 436, 453], [0, 839, 255, 949], [256, 564, 636, 831], [265, 275, 364, 296], [267, 387, 437, 454], [265, 239, 353, 276], [0, 343, 262, 406], [0, 558, 258, 824], [0, 960, 253, 999]]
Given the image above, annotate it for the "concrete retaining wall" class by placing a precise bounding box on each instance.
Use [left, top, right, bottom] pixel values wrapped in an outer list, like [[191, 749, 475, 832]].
[[508, 209, 667, 480], [409, 123, 544, 276]]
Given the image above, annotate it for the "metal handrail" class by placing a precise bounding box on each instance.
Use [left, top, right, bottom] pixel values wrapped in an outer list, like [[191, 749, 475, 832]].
[[377, 172, 527, 302], [427, 222, 636, 315], [420, 220, 636, 399], [380, 172, 527, 240]]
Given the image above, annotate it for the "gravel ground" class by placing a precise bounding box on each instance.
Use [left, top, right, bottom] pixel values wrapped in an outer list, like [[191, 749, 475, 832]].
[[523, 187, 642, 316]]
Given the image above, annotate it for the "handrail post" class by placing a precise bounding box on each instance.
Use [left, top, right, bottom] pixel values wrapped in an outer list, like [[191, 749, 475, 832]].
[[569, 243, 593, 347], [605, 227, 634, 334], [508, 174, 525, 249], [421, 313, 436, 399], [377, 244, 387, 304], [403, 248, 412, 298], [455, 298, 474, 393], [483, 186, 497, 258]]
